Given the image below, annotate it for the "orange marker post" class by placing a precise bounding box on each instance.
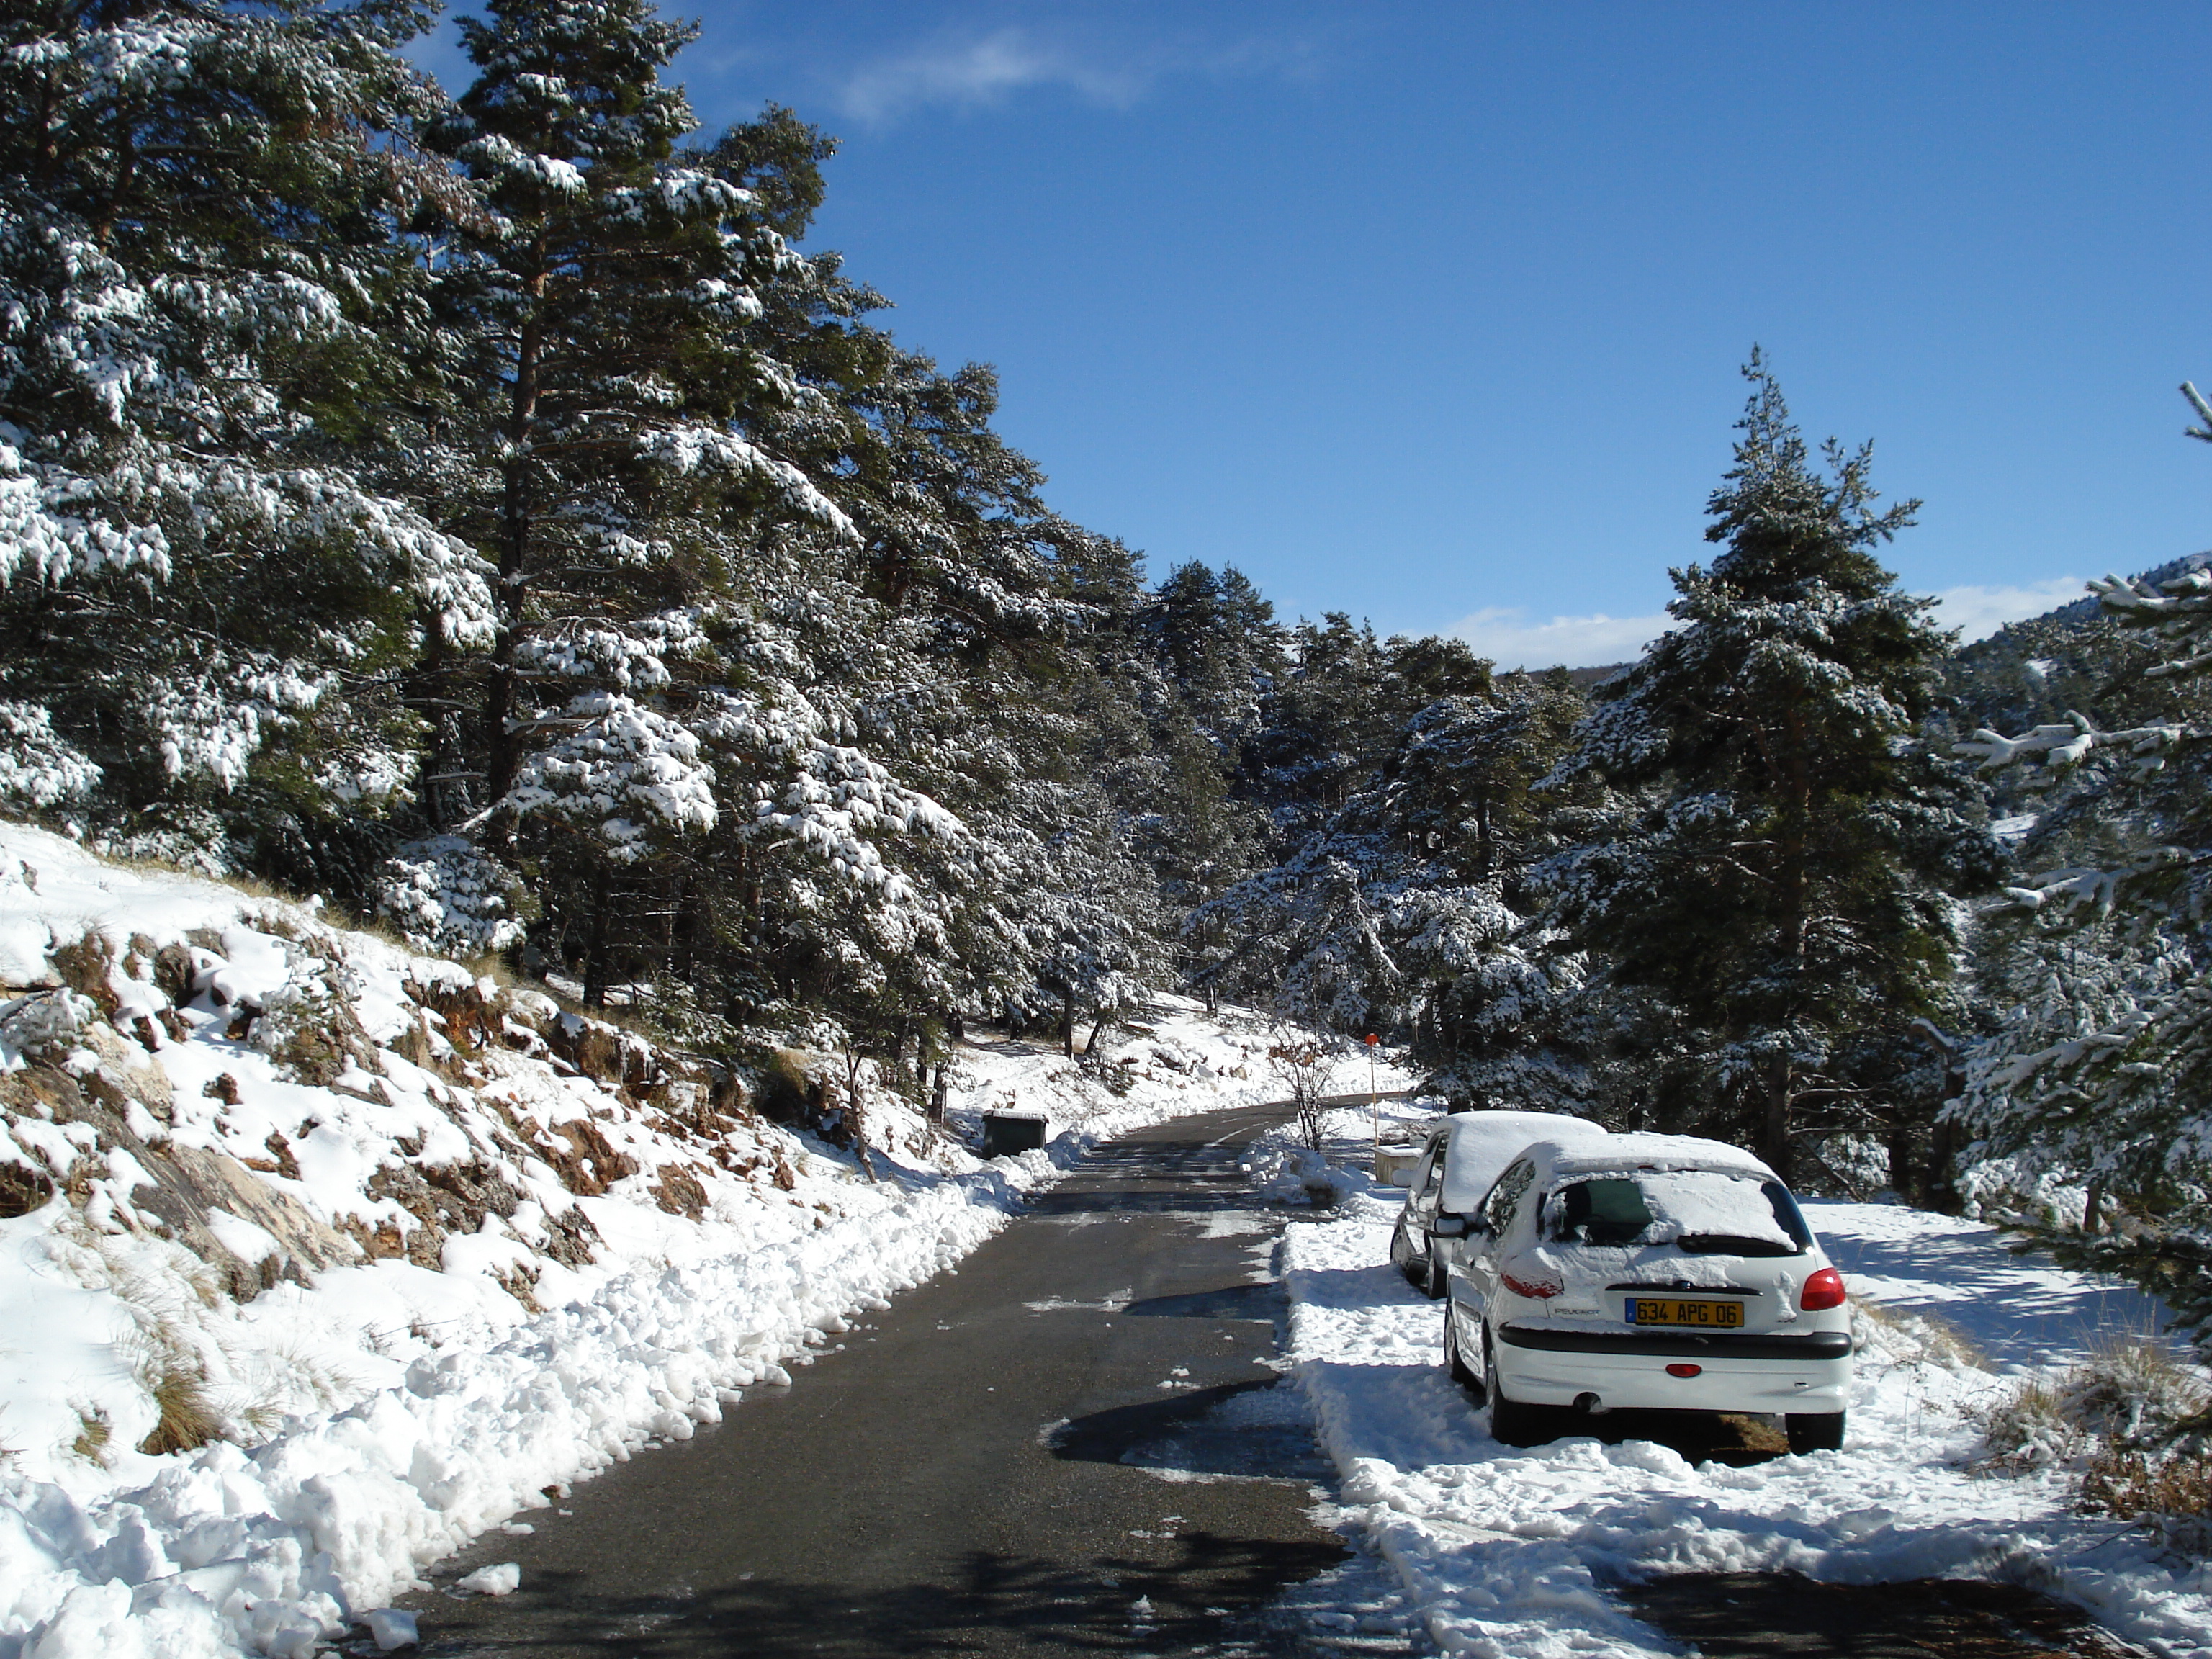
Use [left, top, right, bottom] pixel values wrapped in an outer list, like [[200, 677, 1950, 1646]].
[[1364, 1033, 1381, 1152]]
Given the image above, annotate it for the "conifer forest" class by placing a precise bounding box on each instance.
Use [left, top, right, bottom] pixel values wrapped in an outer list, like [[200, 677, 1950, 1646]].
[[9, 0, 2212, 1341]]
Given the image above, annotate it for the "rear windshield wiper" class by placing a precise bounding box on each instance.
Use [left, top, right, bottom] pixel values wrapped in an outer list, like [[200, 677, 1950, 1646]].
[[1675, 1235, 1802, 1257]]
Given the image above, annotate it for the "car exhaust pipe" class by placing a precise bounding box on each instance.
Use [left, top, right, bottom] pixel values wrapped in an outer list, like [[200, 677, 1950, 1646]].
[[1573, 1391, 1607, 1416]]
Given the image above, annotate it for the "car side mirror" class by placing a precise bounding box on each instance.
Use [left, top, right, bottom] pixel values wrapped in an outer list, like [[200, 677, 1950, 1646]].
[[1430, 1213, 1469, 1238]]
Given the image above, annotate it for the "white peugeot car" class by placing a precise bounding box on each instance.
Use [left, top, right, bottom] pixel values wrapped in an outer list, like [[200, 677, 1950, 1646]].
[[1442, 1133, 1853, 1454]]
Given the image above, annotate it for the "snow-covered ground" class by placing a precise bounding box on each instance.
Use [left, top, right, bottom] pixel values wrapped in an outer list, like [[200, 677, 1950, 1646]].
[[1274, 1102, 2211, 1659], [0, 822, 1411, 1659]]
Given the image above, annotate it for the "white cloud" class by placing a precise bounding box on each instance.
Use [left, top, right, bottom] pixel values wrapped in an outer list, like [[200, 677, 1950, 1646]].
[[1447, 577, 2093, 671], [1444, 608, 1671, 672], [832, 29, 1144, 122], [1926, 577, 2088, 642], [825, 24, 1324, 124]]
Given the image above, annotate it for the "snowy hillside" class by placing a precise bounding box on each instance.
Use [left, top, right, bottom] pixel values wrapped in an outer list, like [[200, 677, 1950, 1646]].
[[1274, 1102, 2209, 1659], [0, 824, 1357, 1659]]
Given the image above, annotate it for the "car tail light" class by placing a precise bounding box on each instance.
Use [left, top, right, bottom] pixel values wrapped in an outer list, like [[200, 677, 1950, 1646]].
[[1665, 1363, 1701, 1378], [1501, 1271, 1560, 1300], [1799, 1267, 1846, 1310]]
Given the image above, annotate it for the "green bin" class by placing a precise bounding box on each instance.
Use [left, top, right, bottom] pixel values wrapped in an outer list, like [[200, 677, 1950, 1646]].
[[981, 1112, 1047, 1156]]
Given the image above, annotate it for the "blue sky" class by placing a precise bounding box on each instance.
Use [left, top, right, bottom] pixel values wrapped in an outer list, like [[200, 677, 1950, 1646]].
[[415, 2, 2212, 667]]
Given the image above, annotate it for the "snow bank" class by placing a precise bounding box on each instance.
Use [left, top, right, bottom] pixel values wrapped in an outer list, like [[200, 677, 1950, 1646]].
[[0, 823, 1335, 1659], [1272, 1104, 2211, 1659]]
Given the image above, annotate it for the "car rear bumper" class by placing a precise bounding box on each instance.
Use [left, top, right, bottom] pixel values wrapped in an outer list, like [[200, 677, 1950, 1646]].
[[1499, 1326, 1852, 1361], [1494, 1323, 1851, 1413]]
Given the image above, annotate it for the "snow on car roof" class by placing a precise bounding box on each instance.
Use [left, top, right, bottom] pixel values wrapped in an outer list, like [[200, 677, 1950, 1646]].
[[1439, 1110, 1606, 1212], [1542, 1131, 1778, 1182]]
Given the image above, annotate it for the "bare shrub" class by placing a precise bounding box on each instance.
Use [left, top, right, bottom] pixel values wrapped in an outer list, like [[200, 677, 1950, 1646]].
[[1267, 1035, 1344, 1154]]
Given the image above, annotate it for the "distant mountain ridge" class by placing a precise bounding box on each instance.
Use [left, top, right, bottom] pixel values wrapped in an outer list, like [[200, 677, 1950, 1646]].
[[2021, 549, 2212, 633]]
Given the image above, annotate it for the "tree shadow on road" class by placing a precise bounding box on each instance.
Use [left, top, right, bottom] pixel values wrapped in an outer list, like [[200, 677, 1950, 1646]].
[[1622, 1570, 2148, 1658], [1046, 1378, 1335, 1483], [411, 1537, 1352, 1658]]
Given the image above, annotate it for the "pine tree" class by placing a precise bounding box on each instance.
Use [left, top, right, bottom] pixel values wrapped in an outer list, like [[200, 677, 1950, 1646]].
[[1536, 354, 1996, 1182], [0, 0, 493, 887], [419, 0, 856, 989], [1944, 383, 2212, 1339], [1191, 670, 1587, 1097]]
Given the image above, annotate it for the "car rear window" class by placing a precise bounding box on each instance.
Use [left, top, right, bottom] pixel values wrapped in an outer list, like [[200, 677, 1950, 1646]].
[[1542, 1171, 1811, 1255]]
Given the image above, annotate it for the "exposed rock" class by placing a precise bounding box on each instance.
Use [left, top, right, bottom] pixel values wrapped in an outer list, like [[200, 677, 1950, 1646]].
[[152, 943, 195, 1006], [535, 1116, 639, 1196], [541, 1203, 601, 1267], [367, 1156, 526, 1259], [78, 1027, 174, 1125], [650, 1162, 708, 1219], [48, 932, 120, 1015], [0, 1159, 52, 1218], [241, 1130, 300, 1181], [138, 1139, 362, 1295], [251, 981, 377, 1087], [406, 974, 505, 1054]]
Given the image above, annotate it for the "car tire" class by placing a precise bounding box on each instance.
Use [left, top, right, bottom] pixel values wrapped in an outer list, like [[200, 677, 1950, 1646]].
[[1444, 1308, 1485, 1403], [1388, 1223, 1421, 1286], [1421, 1254, 1446, 1300], [1484, 1328, 1550, 1447], [1786, 1411, 1845, 1454]]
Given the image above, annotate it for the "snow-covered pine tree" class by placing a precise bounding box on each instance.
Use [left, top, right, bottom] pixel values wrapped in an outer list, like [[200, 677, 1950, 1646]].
[[0, 0, 493, 887], [1945, 385, 2212, 1339], [1535, 354, 1997, 1182], [420, 0, 855, 988], [719, 258, 1138, 1058], [1193, 673, 1591, 1110], [1138, 562, 1287, 784]]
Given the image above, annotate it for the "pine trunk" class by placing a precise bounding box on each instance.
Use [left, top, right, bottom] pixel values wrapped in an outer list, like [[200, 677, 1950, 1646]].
[[581, 865, 613, 1010], [483, 262, 546, 857], [1762, 1054, 1793, 1183], [1763, 706, 1814, 1184]]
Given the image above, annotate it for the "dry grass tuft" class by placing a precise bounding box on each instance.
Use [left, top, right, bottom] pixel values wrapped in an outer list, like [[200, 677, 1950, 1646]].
[[138, 1357, 220, 1456], [1973, 1327, 2212, 1552], [1975, 1375, 2083, 1473], [2079, 1445, 2212, 1553], [1853, 1295, 1988, 1372], [71, 1406, 112, 1466], [1977, 1333, 2206, 1471]]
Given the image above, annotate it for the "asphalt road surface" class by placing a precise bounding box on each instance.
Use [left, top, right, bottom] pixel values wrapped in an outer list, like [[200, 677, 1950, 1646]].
[[385, 1097, 2144, 1659], [397, 1098, 1394, 1658]]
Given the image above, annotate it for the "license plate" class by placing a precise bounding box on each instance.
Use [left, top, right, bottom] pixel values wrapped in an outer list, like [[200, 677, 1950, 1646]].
[[1627, 1298, 1743, 1328]]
